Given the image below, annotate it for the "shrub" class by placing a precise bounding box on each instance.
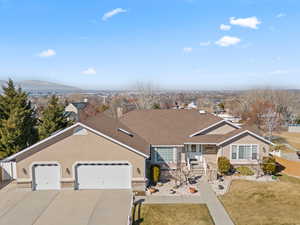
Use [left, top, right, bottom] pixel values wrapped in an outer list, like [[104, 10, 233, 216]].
[[261, 156, 276, 175], [272, 144, 284, 151], [236, 166, 254, 176], [150, 165, 160, 184], [218, 157, 231, 175]]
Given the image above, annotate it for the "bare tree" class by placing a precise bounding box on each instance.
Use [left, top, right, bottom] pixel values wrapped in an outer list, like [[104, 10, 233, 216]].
[[262, 107, 281, 140], [169, 165, 192, 187], [108, 97, 124, 119], [228, 89, 296, 131], [133, 82, 159, 110]]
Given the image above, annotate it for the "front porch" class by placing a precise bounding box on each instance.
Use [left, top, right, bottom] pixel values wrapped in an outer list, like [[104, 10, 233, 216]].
[[150, 144, 219, 181], [182, 144, 219, 171]]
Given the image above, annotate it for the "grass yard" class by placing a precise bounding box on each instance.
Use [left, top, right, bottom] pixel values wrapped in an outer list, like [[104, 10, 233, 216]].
[[274, 132, 300, 149], [132, 204, 214, 225], [220, 174, 300, 225]]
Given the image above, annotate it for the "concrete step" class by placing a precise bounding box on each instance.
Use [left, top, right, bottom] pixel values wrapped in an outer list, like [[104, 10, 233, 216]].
[[191, 165, 203, 168], [191, 170, 205, 176]]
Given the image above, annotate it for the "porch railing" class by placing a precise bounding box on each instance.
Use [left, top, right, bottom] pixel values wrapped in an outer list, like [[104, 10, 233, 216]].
[[187, 156, 207, 175], [203, 158, 207, 175], [187, 158, 191, 170]]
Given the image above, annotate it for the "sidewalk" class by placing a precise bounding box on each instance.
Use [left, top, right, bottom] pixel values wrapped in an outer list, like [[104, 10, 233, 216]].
[[198, 180, 234, 225]]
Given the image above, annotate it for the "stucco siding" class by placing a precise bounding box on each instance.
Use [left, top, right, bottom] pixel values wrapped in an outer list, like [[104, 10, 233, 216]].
[[203, 145, 218, 165], [16, 127, 146, 183], [202, 122, 237, 135], [219, 133, 270, 164]]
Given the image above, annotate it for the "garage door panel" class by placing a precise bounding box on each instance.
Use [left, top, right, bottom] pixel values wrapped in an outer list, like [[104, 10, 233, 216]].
[[76, 163, 131, 190], [33, 164, 61, 190]]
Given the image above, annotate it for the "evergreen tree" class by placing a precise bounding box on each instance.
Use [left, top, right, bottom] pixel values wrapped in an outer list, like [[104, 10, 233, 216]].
[[0, 79, 38, 158], [152, 103, 161, 109], [38, 95, 71, 140]]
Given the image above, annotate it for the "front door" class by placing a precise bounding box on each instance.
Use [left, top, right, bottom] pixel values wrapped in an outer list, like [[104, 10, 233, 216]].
[[188, 144, 203, 161]]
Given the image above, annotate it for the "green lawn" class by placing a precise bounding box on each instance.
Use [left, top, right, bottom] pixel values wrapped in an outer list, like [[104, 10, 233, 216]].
[[132, 204, 214, 225], [220, 174, 300, 225]]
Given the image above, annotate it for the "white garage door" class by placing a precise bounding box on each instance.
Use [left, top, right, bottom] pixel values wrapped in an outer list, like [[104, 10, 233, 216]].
[[32, 164, 61, 190], [75, 162, 131, 190]]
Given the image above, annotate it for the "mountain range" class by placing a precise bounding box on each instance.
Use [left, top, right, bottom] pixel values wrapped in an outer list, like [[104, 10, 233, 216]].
[[0, 80, 81, 93]]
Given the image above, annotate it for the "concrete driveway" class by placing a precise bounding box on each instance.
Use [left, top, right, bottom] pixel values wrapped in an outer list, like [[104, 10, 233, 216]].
[[0, 187, 132, 225]]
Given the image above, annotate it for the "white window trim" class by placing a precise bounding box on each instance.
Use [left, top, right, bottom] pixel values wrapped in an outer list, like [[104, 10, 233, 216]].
[[154, 147, 176, 163], [230, 144, 259, 161]]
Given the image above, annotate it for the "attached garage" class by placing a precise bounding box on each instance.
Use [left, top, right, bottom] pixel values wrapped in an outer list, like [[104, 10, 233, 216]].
[[32, 163, 61, 190], [3, 118, 149, 191], [75, 162, 131, 190]]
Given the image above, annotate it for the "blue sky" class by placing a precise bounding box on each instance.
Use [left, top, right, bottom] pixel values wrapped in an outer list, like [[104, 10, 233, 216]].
[[0, 0, 299, 90]]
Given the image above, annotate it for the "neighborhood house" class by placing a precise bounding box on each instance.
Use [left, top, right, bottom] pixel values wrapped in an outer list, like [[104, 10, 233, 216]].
[[1, 109, 273, 191]]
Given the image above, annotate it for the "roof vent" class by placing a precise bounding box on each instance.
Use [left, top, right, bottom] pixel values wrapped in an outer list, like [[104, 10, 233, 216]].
[[117, 128, 134, 137], [199, 110, 206, 114]]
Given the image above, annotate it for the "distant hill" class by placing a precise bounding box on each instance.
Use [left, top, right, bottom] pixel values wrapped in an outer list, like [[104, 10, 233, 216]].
[[0, 80, 81, 93]]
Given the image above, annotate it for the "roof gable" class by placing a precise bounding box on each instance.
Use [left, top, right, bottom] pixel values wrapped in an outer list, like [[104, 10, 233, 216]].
[[217, 129, 274, 146], [2, 119, 149, 162], [71, 102, 88, 110], [189, 120, 240, 137]]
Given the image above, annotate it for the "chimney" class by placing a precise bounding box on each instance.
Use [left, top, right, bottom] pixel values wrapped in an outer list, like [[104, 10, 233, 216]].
[[117, 107, 123, 118]]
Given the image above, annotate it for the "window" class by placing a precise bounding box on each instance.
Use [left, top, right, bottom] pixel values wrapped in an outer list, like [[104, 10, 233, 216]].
[[252, 145, 258, 160], [231, 145, 259, 160], [154, 147, 175, 162], [231, 145, 237, 159], [238, 145, 245, 159], [191, 145, 197, 152]]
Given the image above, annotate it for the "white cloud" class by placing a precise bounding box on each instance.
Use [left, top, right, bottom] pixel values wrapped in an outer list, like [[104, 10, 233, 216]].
[[183, 47, 193, 53], [199, 41, 211, 46], [270, 69, 290, 75], [38, 49, 56, 58], [102, 8, 127, 21], [230, 16, 261, 29], [82, 67, 97, 75], [215, 36, 241, 47], [276, 13, 286, 18], [220, 24, 231, 31]]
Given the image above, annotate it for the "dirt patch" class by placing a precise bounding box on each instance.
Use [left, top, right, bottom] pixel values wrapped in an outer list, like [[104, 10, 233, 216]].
[[275, 156, 300, 177]]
